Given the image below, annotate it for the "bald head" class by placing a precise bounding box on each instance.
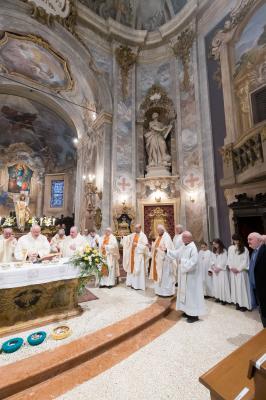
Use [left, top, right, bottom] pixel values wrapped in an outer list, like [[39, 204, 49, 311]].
[[248, 232, 263, 249], [105, 227, 112, 236], [261, 234, 266, 245], [31, 225, 41, 239], [157, 225, 165, 236], [70, 226, 78, 238], [182, 231, 193, 245], [175, 224, 183, 234], [135, 224, 141, 234], [3, 228, 13, 239]]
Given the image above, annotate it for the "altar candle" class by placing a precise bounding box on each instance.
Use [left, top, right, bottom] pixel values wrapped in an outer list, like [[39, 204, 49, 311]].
[[52, 217, 56, 225], [40, 217, 43, 226]]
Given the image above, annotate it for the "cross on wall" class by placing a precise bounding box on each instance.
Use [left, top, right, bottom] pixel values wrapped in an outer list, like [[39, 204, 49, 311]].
[[184, 173, 200, 189], [117, 177, 131, 192]]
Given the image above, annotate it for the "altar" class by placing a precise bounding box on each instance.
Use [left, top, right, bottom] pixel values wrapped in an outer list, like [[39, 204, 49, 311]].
[[0, 260, 82, 337]]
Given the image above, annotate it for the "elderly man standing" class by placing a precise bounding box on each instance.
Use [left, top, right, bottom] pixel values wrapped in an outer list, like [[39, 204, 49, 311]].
[[122, 224, 149, 290], [150, 225, 176, 297], [167, 231, 206, 323], [99, 227, 120, 288], [50, 228, 66, 254], [62, 226, 86, 257], [15, 225, 50, 261], [173, 224, 184, 250], [248, 232, 266, 327], [0, 228, 17, 262]]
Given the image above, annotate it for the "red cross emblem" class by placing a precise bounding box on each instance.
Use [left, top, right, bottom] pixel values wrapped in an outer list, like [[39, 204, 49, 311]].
[[184, 173, 200, 189], [117, 176, 131, 192]]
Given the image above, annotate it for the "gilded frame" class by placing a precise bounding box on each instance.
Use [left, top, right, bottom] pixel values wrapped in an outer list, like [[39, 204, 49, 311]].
[[0, 32, 74, 92]]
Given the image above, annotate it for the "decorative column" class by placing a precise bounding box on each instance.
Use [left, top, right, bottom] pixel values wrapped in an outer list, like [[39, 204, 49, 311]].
[[36, 173, 45, 217], [171, 25, 207, 242], [111, 42, 138, 229]]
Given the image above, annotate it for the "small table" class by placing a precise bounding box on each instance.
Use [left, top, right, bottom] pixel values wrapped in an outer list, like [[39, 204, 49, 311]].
[[0, 259, 82, 336]]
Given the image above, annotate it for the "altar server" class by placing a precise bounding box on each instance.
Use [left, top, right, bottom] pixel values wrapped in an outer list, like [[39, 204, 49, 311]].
[[209, 239, 230, 305], [50, 229, 66, 254], [149, 225, 176, 297], [85, 229, 100, 249], [121, 224, 149, 290], [167, 231, 206, 323], [173, 224, 184, 250], [99, 227, 120, 288], [62, 226, 86, 257], [15, 225, 50, 261], [0, 228, 17, 262], [228, 234, 251, 311], [199, 242, 213, 298]]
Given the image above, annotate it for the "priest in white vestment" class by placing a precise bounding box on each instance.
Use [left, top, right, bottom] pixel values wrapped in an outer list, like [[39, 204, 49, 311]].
[[227, 234, 251, 311], [85, 230, 100, 249], [0, 228, 17, 262], [121, 224, 149, 290], [149, 225, 176, 297], [50, 229, 66, 254], [99, 227, 120, 288], [199, 242, 213, 298], [167, 231, 206, 323], [15, 225, 50, 261], [173, 224, 184, 250], [62, 226, 86, 258]]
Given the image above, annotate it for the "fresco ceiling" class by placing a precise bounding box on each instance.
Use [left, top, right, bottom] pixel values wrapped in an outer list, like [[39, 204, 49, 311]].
[[0, 94, 76, 171], [79, 0, 187, 31]]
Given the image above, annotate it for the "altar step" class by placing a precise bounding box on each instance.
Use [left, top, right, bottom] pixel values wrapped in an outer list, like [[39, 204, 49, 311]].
[[1, 297, 180, 400]]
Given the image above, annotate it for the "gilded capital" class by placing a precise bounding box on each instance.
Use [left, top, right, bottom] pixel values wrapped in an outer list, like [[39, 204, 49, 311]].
[[172, 28, 195, 91], [115, 45, 138, 99]]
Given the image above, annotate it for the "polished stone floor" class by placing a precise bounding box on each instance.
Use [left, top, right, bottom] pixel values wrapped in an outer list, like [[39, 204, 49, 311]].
[[57, 297, 262, 400]]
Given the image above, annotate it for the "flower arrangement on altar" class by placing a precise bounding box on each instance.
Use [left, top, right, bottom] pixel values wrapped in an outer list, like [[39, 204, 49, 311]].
[[1, 216, 16, 227], [71, 245, 108, 293]]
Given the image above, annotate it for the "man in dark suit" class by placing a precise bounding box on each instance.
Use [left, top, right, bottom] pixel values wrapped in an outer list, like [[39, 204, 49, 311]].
[[248, 232, 266, 327]]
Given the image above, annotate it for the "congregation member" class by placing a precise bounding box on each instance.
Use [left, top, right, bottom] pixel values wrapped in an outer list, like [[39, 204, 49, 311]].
[[62, 226, 86, 257], [99, 227, 120, 288], [167, 231, 206, 323], [209, 239, 230, 305], [121, 224, 149, 291], [173, 224, 184, 250], [227, 234, 251, 311], [50, 228, 66, 254], [15, 224, 50, 261], [0, 228, 17, 262], [248, 232, 266, 327], [198, 242, 213, 298], [149, 225, 176, 297], [85, 229, 100, 248]]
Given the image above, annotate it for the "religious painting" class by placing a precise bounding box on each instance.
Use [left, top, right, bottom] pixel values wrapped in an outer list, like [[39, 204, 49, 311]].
[[0, 32, 73, 91], [0, 94, 76, 170], [144, 205, 175, 241], [235, 4, 266, 71], [8, 164, 33, 193], [50, 180, 64, 208]]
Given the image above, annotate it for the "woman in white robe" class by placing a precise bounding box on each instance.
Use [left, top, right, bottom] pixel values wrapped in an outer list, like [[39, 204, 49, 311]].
[[228, 234, 251, 311], [198, 242, 213, 298], [209, 239, 230, 305]]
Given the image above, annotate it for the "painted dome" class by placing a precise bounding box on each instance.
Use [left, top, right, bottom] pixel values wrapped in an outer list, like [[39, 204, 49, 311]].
[[79, 0, 187, 31]]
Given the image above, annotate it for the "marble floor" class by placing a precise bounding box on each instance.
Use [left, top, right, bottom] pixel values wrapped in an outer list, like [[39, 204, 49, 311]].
[[0, 283, 156, 366], [57, 297, 262, 400]]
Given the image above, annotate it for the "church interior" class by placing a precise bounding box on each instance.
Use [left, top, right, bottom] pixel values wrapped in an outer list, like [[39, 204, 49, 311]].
[[0, 0, 266, 399]]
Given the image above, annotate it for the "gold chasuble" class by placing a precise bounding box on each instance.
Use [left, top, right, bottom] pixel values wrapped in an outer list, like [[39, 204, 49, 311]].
[[130, 233, 139, 273], [151, 236, 162, 282]]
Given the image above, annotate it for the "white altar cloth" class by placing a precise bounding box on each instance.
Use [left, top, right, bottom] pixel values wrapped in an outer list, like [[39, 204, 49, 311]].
[[0, 258, 80, 289]]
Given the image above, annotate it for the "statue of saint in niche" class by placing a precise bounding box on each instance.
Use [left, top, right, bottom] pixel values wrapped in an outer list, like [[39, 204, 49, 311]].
[[144, 112, 172, 168]]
